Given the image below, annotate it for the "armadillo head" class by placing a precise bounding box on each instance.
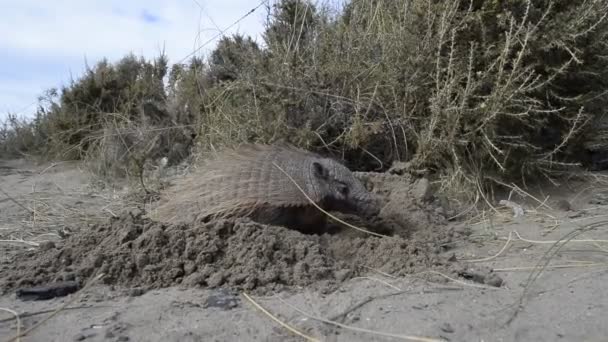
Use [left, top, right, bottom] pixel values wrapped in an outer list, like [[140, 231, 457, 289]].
[[311, 158, 380, 217]]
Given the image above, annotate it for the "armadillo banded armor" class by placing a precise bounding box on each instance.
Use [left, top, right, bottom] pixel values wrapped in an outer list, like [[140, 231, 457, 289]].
[[152, 144, 378, 229]]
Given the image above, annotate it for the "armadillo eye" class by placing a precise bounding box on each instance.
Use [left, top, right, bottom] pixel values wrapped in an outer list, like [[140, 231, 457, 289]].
[[338, 183, 349, 196]]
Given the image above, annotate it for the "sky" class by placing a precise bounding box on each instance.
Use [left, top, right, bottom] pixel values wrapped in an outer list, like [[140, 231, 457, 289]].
[[0, 0, 270, 121]]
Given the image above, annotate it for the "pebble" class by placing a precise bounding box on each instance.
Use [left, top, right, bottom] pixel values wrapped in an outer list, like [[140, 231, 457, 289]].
[[440, 322, 455, 333], [38, 241, 56, 251]]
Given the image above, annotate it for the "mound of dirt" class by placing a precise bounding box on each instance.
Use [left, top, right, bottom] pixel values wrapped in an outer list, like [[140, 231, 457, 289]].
[[357, 172, 454, 232], [0, 208, 498, 296], [1, 171, 504, 296]]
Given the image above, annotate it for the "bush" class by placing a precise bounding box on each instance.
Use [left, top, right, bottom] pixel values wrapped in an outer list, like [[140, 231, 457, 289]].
[[2, 0, 608, 202], [1, 52, 195, 177], [189, 0, 608, 199]]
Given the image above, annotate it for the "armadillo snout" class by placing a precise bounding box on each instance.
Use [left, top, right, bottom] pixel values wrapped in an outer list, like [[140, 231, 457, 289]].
[[355, 195, 381, 218], [326, 194, 381, 218]]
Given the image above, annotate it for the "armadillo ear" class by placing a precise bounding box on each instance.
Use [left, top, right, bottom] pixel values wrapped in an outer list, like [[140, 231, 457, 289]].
[[312, 161, 329, 180]]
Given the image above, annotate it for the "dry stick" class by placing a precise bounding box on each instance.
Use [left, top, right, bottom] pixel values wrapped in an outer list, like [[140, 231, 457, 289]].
[[329, 286, 462, 325], [571, 213, 608, 223], [271, 162, 387, 238], [476, 180, 501, 215], [464, 229, 607, 264], [134, 157, 151, 195], [415, 271, 501, 291], [447, 200, 477, 221], [6, 273, 105, 342], [328, 291, 410, 323], [0, 187, 33, 214], [361, 265, 398, 279], [0, 308, 21, 342], [507, 220, 608, 325], [0, 306, 112, 324], [464, 232, 513, 263], [350, 276, 402, 291], [363, 265, 493, 291], [512, 230, 608, 244], [30, 162, 63, 231], [506, 181, 554, 211], [495, 263, 608, 272], [360, 147, 384, 171], [176, 0, 268, 64], [241, 292, 320, 342], [277, 298, 444, 342], [37, 162, 63, 176], [584, 232, 608, 253], [0, 239, 39, 247]]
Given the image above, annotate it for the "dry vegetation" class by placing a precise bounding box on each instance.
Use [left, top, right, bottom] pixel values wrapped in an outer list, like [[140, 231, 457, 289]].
[[2, 0, 608, 204], [3, 3, 608, 340]]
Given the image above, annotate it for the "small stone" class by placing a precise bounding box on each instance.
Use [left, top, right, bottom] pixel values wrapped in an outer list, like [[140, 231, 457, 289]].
[[388, 161, 411, 175], [73, 331, 96, 341], [62, 272, 76, 281], [128, 209, 143, 218], [412, 178, 433, 202], [207, 272, 225, 287], [589, 192, 608, 205], [128, 288, 145, 297], [440, 322, 455, 333], [554, 199, 572, 211], [453, 225, 472, 236], [183, 262, 197, 275], [334, 269, 351, 282], [204, 289, 240, 310], [484, 273, 504, 287], [458, 267, 504, 287], [38, 241, 56, 251], [135, 254, 149, 269]]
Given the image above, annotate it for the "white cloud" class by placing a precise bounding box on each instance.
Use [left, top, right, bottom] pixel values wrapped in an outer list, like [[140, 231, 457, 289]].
[[0, 0, 269, 120]]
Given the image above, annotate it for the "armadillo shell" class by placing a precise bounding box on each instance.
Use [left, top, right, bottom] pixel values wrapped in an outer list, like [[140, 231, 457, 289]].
[[151, 144, 326, 223]]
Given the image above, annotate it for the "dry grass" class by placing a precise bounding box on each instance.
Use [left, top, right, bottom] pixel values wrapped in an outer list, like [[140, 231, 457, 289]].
[[184, 0, 608, 207], [0, 161, 138, 251], [505, 219, 608, 323], [2, 0, 607, 208], [243, 291, 444, 342], [242, 292, 322, 342], [0, 308, 21, 342], [1, 5, 607, 340]]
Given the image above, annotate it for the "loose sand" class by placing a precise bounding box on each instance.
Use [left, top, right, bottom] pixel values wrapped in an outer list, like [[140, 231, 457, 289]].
[[1, 159, 607, 341]]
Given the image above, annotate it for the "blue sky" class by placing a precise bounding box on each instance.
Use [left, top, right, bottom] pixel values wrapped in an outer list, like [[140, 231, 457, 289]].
[[0, 0, 269, 121]]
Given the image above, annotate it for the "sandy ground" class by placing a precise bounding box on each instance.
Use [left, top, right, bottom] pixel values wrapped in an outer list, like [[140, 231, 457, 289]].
[[1, 158, 607, 342]]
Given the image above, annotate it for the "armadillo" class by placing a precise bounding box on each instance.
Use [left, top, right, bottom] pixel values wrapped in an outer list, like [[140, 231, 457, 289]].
[[151, 143, 380, 232]]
